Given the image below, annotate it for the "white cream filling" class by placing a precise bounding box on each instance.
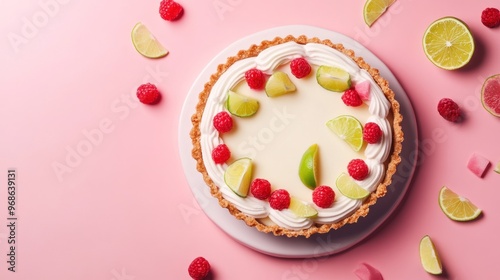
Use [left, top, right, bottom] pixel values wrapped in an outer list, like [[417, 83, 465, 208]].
[[199, 42, 392, 230]]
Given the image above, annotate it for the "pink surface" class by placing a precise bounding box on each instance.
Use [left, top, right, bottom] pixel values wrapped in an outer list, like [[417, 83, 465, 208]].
[[1, 0, 500, 279]]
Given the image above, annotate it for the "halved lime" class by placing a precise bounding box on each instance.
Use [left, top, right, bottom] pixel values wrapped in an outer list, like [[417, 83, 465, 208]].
[[224, 158, 253, 197], [265, 71, 296, 97], [438, 186, 481, 221], [226, 90, 259, 117], [316, 66, 351, 92], [131, 22, 168, 58], [363, 0, 396, 27], [419, 235, 443, 275], [326, 115, 364, 151], [422, 17, 475, 70], [298, 144, 319, 189], [289, 197, 318, 218], [335, 173, 370, 200]]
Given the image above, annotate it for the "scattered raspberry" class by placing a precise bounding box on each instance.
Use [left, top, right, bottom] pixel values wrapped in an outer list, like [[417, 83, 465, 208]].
[[363, 122, 383, 144], [136, 83, 161, 105], [159, 0, 184, 21], [244, 68, 266, 90], [250, 178, 272, 200], [290, 57, 311, 78], [269, 189, 290, 210], [437, 98, 461, 122], [341, 89, 363, 107], [213, 111, 233, 133], [211, 144, 230, 164], [188, 257, 210, 280], [312, 185, 335, 208], [481, 8, 500, 28], [348, 159, 369, 181]]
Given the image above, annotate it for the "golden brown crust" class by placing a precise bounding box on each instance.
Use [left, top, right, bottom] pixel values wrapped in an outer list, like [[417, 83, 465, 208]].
[[190, 35, 404, 238]]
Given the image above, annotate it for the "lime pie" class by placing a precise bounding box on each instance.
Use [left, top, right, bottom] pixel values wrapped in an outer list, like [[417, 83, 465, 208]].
[[190, 36, 403, 237]]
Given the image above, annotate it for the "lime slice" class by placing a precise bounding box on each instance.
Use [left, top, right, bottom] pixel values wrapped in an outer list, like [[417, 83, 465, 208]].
[[298, 144, 319, 189], [265, 71, 296, 97], [326, 115, 364, 151], [226, 90, 259, 117], [224, 158, 253, 197], [289, 197, 318, 218], [363, 0, 396, 27], [335, 173, 370, 199], [438, 186, 481, 221], [419, 235, 443, 275], [495, 161, 500, 174], [422, 17, 475, 70], [316, 66, 351, 92], [131, 22, 168, 58]]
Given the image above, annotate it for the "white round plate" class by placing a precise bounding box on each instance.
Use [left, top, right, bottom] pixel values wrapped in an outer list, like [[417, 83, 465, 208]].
[[178, 25, 418, 258]]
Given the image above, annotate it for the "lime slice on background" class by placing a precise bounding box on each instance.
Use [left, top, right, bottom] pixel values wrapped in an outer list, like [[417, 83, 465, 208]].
[[289, 197, 318, 218], [363, 0, 396, 27], [335, 173, 370, 200], [265, 71, 296, 97], [316, 66, 351, 92], [326, 115, 364, 151], [131, 22, 168, 58], [419, 235, 443, 275], [422, 17, 475, 70], [298, 144, 319, 189], [226, 90, 259, 117], [481, 74, 500, 117], [224, 158, 253, 197], [495, 161, 500, 174], [438, 186, 481, 221]]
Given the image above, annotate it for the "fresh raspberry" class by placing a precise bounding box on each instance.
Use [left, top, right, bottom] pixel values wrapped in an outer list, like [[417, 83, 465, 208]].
[[213, 111, 233, 133], [341, 89, 363, 107], [481, 8, 500, 28], [136, 83, 161, 105], [363, 122, 383, 144], [312, 185, 335, 208], [159, 0, 184, 21], [244, 68, 266, 90], [188, 257, 210, 280], [269, 189, 290, 210], [290, 57, 311, 78], [437, 98, 461, 122], [211, 144, 230, 164], [250, 178, 271, 200], [347, 159, 369, 181]]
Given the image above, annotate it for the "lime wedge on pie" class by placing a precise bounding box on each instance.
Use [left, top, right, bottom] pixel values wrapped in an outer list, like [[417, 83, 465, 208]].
[[326, 115, 364, 151], [289, 197, 318, 218], [335, 173, 370, 199], [298, 144, 319, 189], [224, 158, 253, 197], [265, 71, 296, 97], [316, 65, 351, 92], [131, 22, 168, 58], [226, 90, 259, 117]]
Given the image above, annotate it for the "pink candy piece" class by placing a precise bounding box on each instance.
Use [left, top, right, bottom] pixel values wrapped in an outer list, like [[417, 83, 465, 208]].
[[355, 81, 371, 101], [354, 263, 384, 280], [467, 153, 490, 178]]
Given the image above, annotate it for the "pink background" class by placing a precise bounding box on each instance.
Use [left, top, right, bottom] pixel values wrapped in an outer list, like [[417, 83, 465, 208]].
[[1, 0, 499, 279]]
